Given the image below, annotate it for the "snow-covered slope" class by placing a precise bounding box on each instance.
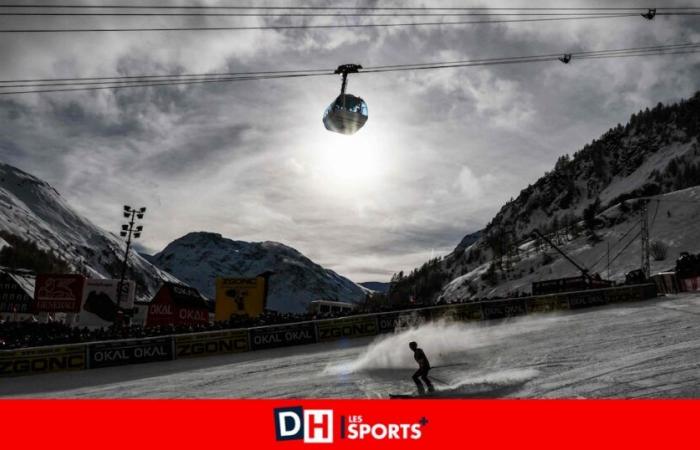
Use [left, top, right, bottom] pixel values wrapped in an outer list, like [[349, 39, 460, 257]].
[[486, 93, 700, 239], [441, 186, 700, 301], [0, 162, 178, 299], [394, 92, 700, 303], [151, 232, 367, 313]]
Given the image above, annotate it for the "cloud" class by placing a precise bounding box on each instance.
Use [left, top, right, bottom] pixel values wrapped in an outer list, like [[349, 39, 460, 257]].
[[0, 0, 698, 283]]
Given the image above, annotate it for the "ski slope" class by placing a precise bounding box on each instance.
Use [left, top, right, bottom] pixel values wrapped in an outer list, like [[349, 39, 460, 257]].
[[442, 186, 700, 301], [2, 293, 700, 399]]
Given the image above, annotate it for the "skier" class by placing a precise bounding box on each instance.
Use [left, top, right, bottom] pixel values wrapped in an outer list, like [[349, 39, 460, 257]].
[[409, 341, 434, 395]]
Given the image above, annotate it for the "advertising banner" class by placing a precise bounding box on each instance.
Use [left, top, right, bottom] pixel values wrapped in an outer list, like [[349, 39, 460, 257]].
[[652, 273, 680, 294], [0, 345, 86, 377], [680, 276, 700, 292], [604, 284, 657, 303], [175, 329, 249, 358], [566, 291, 608, 309], [33, 274, 85, 313], [215, 277, 266, 320], [316, 316, 378, 342], [526, 295, 567, 313], [249, 322, 317, 350], [88, 337, 173, 369], [147, 283, 210, 327], [480, 299, 528, 320], [79, 279, 135, 329], [429, 303, 483, 322], [376, 312, 401, 333], [377, 309, 432, 333]]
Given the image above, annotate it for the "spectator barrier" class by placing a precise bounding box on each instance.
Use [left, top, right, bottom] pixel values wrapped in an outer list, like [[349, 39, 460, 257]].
[[249, 322, 316, 351], [0, 284, 658, 377], [88, 337, 173, 369], [0, 343, 86, 376], [175, 329, 249, 359]]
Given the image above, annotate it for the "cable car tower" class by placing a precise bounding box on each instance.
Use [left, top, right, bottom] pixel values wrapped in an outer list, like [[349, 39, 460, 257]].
[[323, 64, 368, 135]]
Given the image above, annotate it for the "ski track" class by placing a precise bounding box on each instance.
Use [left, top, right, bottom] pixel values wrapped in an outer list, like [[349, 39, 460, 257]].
[[2, 293, 700, 398]]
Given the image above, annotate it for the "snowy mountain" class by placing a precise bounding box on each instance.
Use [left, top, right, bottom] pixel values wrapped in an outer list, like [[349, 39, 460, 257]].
[[453, 230, 483, 254], [0, 162, 178, 299], [151, 232, 367, 313], [441, 186, 700, 301], [359, 282, 390, 293], [393, 92, 700, 303], [485, 92, 700, 240]]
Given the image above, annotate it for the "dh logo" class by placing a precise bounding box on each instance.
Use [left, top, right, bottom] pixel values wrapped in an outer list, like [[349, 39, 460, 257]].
[[274, 406, 333, 443]]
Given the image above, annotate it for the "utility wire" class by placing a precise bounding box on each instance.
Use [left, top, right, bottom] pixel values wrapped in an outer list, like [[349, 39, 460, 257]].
[[3, 42, 697, 87], [5, 43, 697, 83], [1, 5, 698, 11], [0, 13, 642, 33], [650, 199, 661, 232], [0, 42, 697, 94], [0, 12, 651, 17], [608, 230, 643, 267], [590, 221, 639, 271], [0, 73, 331, 95]]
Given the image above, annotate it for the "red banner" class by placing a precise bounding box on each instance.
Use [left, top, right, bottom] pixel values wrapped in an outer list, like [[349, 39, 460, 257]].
[[0, 400, 697, 449], [33, 274, 85, 313], [147, 282, 209, 327]]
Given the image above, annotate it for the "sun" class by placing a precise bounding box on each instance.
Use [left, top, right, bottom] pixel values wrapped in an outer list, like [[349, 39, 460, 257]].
[[311, 130, 386, 194]]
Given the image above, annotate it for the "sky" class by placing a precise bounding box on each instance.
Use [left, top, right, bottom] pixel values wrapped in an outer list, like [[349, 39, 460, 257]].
[[0, 1, 699, 283]]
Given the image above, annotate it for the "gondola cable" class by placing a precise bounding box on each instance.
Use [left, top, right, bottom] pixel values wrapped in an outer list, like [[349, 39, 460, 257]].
[[0, 42, 698, 95], [0, 13, 647, 33], [2, 43, 697, 85]]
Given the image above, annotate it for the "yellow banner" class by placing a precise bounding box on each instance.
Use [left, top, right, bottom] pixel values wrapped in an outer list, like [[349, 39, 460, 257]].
[[215, 277, 266, 320]]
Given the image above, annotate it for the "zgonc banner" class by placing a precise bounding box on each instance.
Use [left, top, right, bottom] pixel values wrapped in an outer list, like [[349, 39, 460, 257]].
[[0, 345, 86, 376], [215, 277, 266, 320], [79, 279, 135, 329], [33, 274, 86, 313]]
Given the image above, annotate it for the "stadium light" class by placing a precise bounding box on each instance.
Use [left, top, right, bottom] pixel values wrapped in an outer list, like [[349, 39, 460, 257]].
[[115, 204, 147, 325]]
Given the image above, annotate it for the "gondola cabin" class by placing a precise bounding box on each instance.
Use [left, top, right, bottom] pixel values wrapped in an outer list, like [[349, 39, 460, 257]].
[[323, 64, 368, 135]]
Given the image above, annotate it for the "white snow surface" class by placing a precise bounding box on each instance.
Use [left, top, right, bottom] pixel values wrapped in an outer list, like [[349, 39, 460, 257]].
[[3, 293, 700, 399], [151, 232, 367, 313], [441, 186, 700, 302], [0, 162, 178, 299], [598, 141, 694, 206]]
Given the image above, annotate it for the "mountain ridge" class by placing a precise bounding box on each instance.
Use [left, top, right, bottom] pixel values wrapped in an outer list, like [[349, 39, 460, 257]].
[[391, 91, 700, 303], [0, 161, 179, 299], [151, 231, 367, 313]]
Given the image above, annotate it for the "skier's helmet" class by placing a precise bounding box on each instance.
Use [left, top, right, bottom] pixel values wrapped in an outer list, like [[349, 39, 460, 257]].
[[409, 341, 418, 350]]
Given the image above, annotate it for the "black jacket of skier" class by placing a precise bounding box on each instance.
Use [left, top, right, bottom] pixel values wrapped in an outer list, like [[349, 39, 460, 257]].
[[409, 341, 434, 394]]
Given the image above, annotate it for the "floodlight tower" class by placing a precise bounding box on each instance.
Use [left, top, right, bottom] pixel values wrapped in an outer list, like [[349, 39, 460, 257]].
[[116, 205, 146, 322]]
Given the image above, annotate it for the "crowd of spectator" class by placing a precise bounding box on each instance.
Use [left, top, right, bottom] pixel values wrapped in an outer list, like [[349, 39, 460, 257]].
[[0, 294, 535, 350], [0, 308, 366, 350]]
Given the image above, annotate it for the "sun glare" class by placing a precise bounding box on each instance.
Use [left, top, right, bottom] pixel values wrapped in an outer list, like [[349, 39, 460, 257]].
[[312, 131, 386, 194]]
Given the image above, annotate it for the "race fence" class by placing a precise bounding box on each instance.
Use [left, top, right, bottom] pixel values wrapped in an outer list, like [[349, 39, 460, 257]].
[[0, 283, 658, 377]]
